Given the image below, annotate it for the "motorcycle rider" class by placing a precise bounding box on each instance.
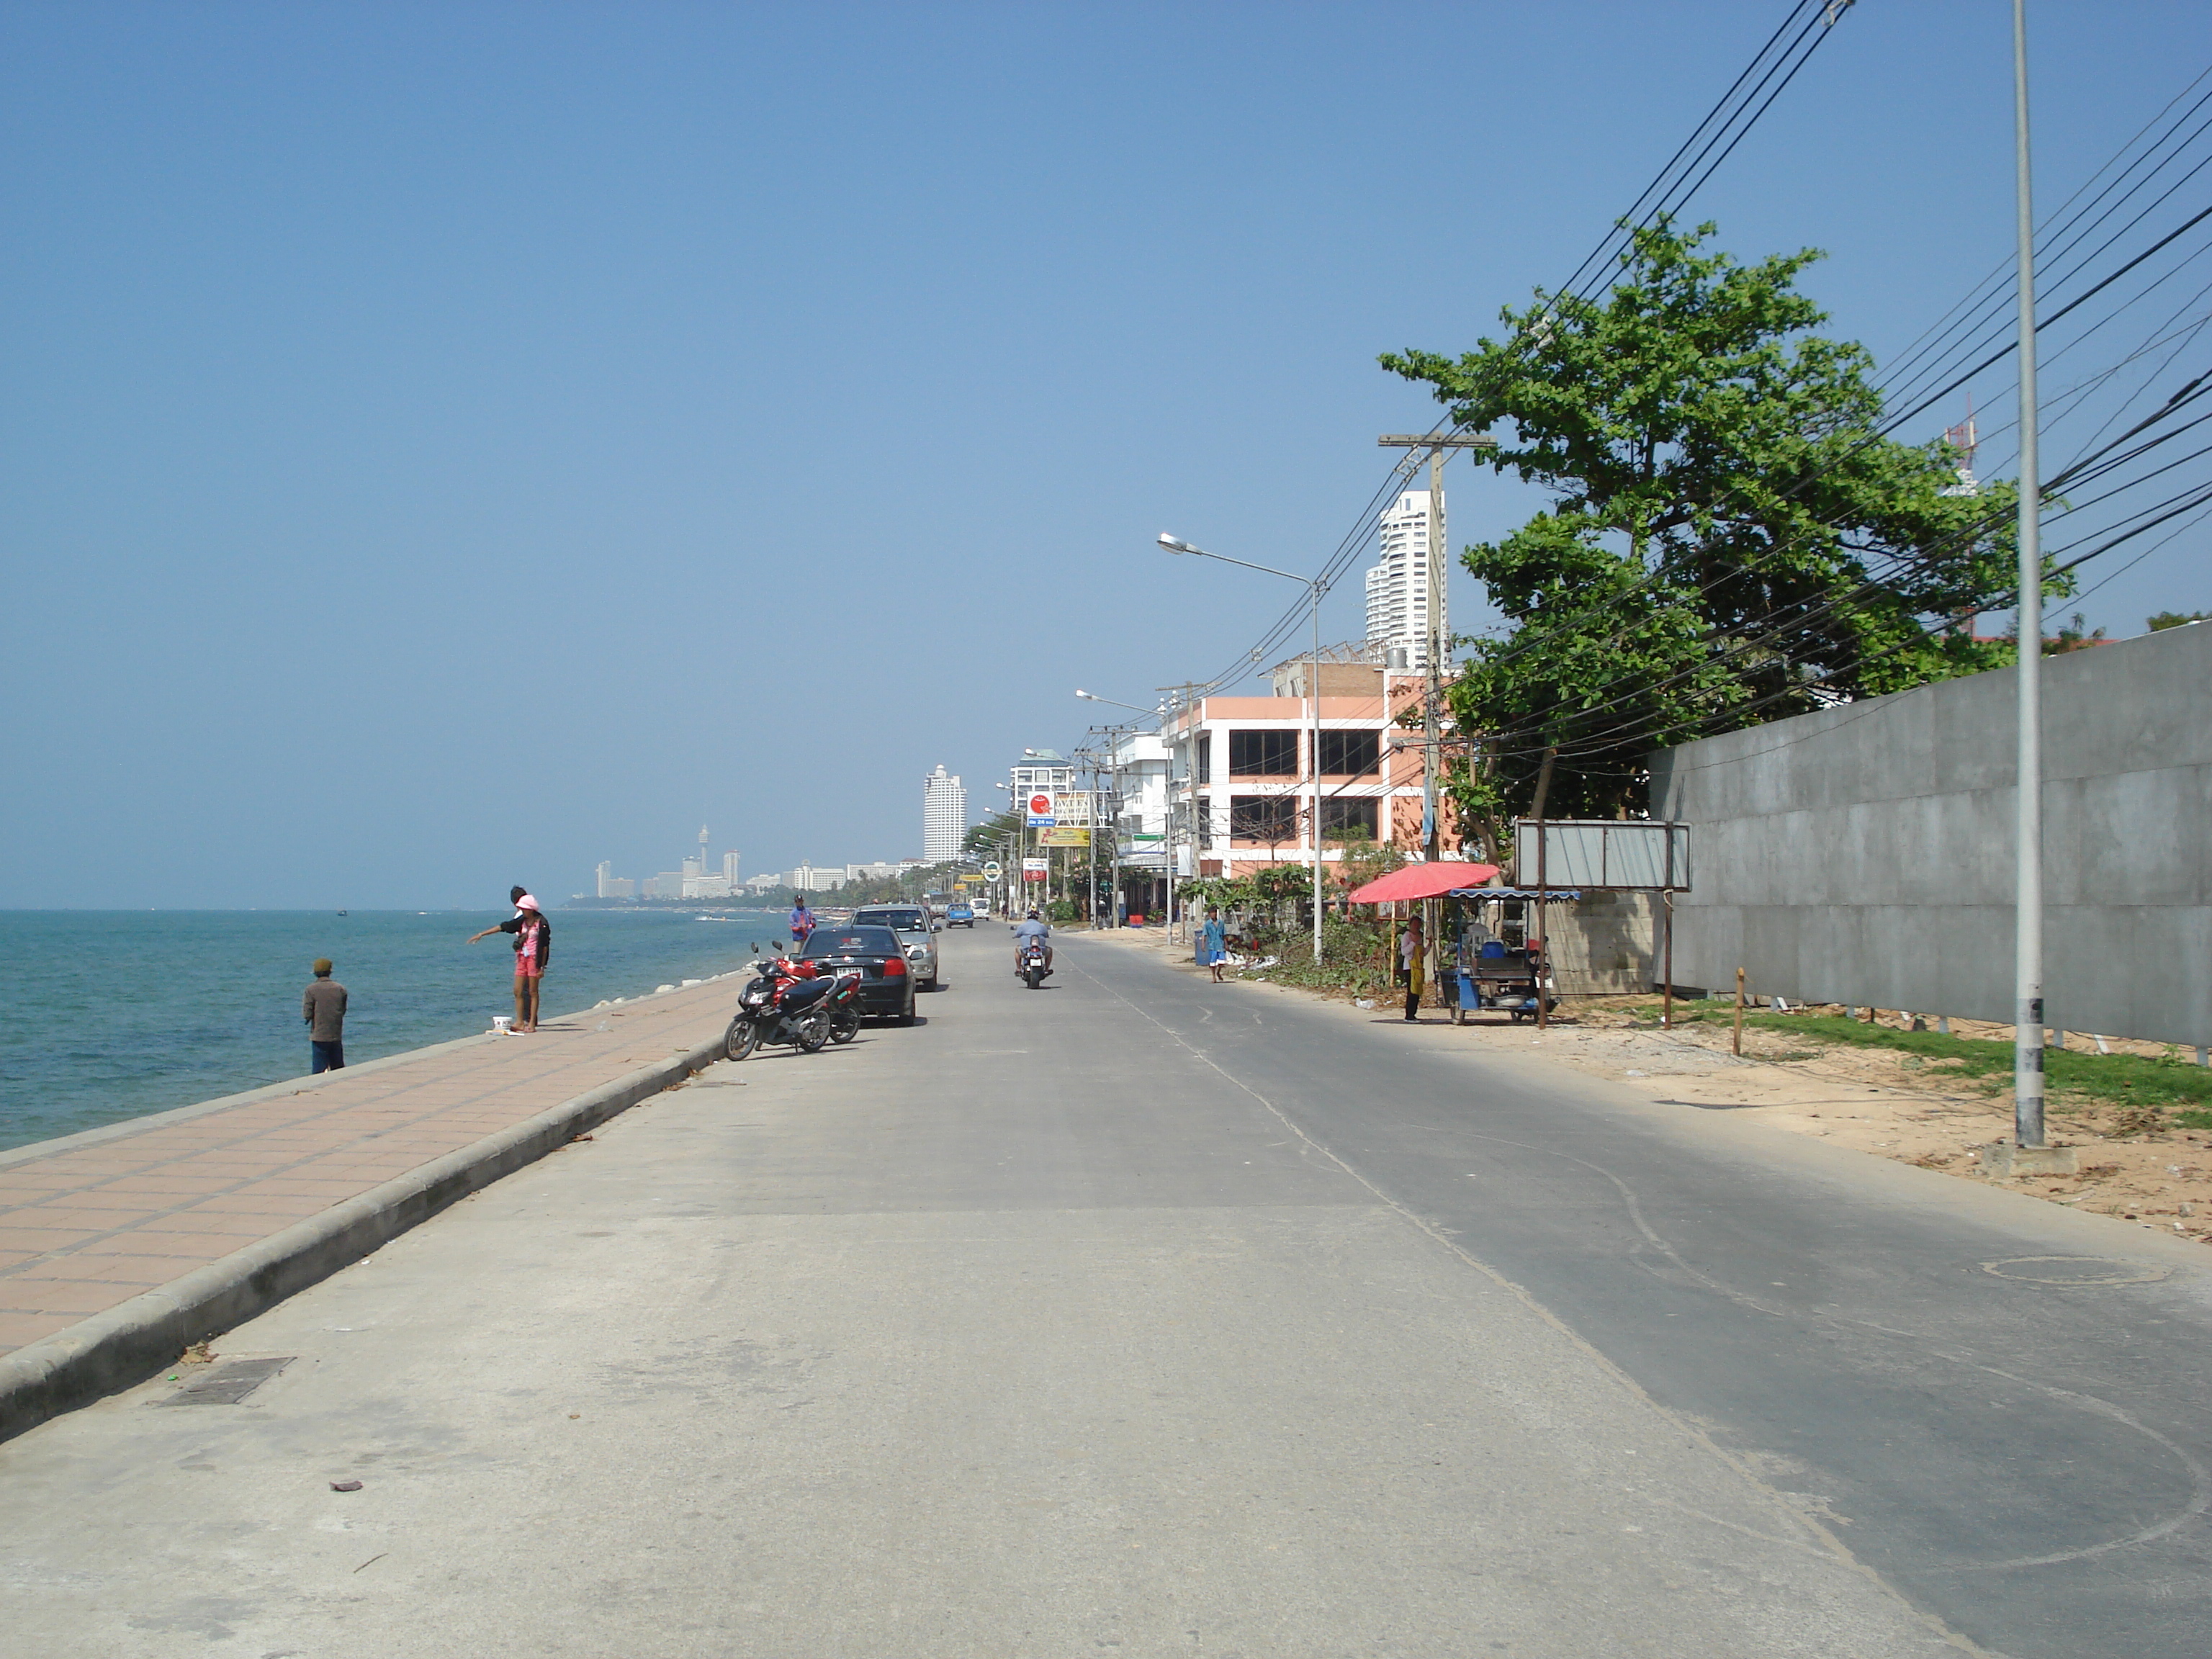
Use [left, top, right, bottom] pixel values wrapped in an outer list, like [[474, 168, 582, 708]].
[[1012, 908, 1053, 976]]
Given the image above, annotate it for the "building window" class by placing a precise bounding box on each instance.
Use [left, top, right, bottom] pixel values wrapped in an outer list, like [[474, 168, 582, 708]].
[[1321, 797, 1379, 841], [1228, 729, 1298, 775], [1194, 794, 1211, 848], [1229, 794, 1297, 842], [1316, 729, 1379, 775], [1196, 739, 1210, 785]]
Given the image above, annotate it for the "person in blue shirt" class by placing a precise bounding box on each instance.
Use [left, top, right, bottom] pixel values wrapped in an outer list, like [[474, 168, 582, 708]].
[[788, 898, 816, 947], [1012, 909, 1053, 974], [1197, 907, 1228, 981]]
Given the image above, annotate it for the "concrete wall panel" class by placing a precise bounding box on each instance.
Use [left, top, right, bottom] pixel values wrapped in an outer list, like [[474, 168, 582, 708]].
[[1651, 624, 2212, 1046]]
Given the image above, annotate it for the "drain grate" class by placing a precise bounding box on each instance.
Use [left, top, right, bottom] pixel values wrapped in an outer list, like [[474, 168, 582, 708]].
[[156, 1356, 295, 1406], [1980, 1257, 2169, 1287]]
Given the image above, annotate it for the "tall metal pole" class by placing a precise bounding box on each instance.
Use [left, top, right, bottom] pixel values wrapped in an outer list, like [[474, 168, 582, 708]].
[[1168, 708, 1185, 956], [2012, 0, 2046, 1150], [1424, 452, 1444, 863], [1310, 582, 1324, 967]]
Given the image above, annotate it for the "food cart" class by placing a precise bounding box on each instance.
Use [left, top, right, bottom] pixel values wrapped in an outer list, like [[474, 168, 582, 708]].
[[1444, 887, 1577, 1023]]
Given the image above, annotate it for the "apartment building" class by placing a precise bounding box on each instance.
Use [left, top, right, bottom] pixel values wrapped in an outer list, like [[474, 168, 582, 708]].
[[1164, 656, 1452, 879], [1364, 489, 1444, 671]]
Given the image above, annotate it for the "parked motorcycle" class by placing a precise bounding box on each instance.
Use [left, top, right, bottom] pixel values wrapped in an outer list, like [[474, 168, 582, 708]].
[[823, 967, 863, 1044], [725, 956, 839, 1059], [1017, 938, 1050, 990]]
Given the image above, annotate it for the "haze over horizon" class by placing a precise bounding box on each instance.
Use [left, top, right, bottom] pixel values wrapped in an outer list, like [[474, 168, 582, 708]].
[[4, 1, 2206, 909]]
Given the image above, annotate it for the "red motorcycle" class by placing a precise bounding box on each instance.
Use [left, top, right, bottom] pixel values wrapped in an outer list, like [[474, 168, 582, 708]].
[[725, 955, 860, 1059]]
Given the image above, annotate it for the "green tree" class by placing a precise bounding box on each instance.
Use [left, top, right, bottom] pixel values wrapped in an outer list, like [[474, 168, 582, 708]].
[[963, 806, 1022, 859], [2147, 609, 2209, 631], [1380, 220, 2054, 827]]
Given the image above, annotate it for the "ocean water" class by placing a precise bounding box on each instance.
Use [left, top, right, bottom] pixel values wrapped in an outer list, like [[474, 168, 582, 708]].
[[0, 909, 791, 1151]]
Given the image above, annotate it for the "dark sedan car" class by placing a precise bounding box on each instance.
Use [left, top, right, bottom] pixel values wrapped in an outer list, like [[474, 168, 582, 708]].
[[799, 925, 916, 1025]]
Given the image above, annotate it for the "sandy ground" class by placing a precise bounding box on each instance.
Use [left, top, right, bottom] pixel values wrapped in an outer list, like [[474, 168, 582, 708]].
[[1079, 924, 2212, 1248]]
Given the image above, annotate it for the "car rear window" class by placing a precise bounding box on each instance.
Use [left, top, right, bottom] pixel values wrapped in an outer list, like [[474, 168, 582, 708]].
[[856, 909, 927, 930], [802, 927, 898, 956]]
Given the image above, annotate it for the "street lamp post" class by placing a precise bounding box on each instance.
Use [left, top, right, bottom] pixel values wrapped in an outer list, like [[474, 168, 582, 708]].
[[1156, 535, 1326, 968]]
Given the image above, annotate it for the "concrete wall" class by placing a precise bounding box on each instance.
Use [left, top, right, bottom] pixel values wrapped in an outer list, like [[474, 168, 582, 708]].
[[1647, 622, 2212, 1046], [1547, 891, 1658, 996]]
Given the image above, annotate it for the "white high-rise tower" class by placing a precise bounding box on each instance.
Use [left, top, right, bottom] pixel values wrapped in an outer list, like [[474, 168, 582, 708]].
[[922, 765, 967, 864], [1364, 488, 1444, 670]]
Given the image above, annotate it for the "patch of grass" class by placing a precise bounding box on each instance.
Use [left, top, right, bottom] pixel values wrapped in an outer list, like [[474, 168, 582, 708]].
[[1737, 1013, 2212, 1115]]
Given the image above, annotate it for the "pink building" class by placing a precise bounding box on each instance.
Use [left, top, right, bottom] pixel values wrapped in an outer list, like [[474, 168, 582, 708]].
[[1167, 659, 1458, 881]]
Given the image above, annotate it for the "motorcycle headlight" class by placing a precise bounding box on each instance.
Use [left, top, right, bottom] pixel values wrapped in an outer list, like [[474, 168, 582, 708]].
[[742, 989, 767, 1007]]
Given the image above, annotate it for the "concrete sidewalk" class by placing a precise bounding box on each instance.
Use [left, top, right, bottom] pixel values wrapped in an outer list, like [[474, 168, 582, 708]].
[[0, 977, 742, 1438]]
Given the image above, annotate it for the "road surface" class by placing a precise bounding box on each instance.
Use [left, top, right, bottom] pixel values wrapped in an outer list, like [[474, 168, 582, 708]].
[[2, 925, 2206, 1657]]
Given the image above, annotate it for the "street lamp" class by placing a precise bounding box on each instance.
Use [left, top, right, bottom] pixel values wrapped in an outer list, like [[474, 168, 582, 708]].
[[1156, 533, 1326, 968]]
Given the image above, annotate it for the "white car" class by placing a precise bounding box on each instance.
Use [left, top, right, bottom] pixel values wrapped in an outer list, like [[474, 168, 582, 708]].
[[850, 904, 941, 990]]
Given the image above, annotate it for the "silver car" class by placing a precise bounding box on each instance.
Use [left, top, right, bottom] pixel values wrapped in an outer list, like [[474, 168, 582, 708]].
[[850, 904, 940, 990]]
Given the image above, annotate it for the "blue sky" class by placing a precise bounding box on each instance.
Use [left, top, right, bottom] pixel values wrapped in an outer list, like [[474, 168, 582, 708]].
[[4, 1, 2206, 907]]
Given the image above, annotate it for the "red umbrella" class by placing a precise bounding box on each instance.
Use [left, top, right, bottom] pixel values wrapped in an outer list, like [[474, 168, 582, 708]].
[[1343, 861, 1501, 904]]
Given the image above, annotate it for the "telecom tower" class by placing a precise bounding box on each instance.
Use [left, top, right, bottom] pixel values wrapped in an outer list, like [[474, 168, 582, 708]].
[[1941, 403, 1980, 497]]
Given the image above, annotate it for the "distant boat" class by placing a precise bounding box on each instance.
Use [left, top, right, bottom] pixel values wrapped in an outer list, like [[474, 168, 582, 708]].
[[337, 909, 348, 917]]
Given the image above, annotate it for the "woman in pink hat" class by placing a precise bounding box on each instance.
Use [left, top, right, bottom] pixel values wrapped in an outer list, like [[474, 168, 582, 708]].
[[468, 889, 552, 1033]]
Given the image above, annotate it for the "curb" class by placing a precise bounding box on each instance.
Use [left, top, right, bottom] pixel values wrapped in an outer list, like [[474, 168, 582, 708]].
[[0, 1031, 727, 1445]]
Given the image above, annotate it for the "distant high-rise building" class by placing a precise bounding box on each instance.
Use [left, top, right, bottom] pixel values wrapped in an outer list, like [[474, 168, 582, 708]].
[[922, 765, 967, 863], [595, 860, 614, 898], [1364, 489, 1444, 670], [722, 850, 741, 889]]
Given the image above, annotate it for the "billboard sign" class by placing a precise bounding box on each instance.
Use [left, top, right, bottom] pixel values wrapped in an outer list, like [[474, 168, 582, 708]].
[[1038, 827, 1090, 848], [1025, 792, 1056, 828], [1511, 820, 1691, 890]]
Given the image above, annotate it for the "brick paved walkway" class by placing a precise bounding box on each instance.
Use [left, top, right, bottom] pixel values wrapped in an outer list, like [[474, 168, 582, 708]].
[[0, 981, 739, 1358]]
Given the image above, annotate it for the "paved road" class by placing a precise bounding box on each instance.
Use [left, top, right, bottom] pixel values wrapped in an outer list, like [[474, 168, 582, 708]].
[[3, 927, 2206, 1657]]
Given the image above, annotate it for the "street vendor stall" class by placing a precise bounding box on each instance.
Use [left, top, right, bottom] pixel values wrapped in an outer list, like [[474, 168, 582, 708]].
[[1342, 862, 1500, 1022], [1442, 886, 1578, 1023]]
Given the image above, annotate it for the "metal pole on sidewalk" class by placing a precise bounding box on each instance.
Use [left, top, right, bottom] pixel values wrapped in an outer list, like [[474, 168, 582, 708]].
[[2012, 0, 2046, 1149], [1310, 580, 1323, 969]]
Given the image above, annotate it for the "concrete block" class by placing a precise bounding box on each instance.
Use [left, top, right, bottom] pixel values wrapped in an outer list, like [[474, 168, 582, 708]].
[[1977, 1143, 2080, 1178]]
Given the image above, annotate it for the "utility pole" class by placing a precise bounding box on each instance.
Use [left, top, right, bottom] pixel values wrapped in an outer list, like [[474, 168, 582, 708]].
[[1424, 451, 1445, 860], [1378, 433, 1496, 862], [2011, 0, 2046, 1152]]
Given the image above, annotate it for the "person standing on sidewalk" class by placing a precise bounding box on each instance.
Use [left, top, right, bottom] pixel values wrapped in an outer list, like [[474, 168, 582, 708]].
[[1398, 914, 1426, 1022], [303, 958, 347, 1073], [468, 889, 552, 1033], [788, 896, 817, 948], [1197, 907, 1228, 982], [510, 898, 548, 1032]]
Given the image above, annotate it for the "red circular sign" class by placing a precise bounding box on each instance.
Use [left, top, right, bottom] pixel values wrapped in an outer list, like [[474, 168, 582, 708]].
[[1029, 793, 1052, 816]]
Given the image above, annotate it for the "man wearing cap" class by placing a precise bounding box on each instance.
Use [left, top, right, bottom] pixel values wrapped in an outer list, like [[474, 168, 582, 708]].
[[304, 958, 348, 1073]]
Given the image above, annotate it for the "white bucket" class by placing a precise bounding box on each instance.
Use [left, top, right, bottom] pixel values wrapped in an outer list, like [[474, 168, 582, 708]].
[[490, 1015, 513, 1035]]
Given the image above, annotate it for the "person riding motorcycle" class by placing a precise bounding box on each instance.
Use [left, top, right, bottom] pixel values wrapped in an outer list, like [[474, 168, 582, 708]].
[[1012, 909, 1053, 974]]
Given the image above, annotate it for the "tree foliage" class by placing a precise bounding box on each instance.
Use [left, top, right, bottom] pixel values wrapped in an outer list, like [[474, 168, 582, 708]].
[[1380, 221, 2053, 831]]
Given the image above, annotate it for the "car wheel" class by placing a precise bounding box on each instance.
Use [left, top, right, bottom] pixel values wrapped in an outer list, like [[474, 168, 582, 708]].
[[897, 989, 917, 1027]]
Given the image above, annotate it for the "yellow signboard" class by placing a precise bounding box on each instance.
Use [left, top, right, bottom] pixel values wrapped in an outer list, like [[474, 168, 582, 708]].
[[1037, 827, 1092, 847]]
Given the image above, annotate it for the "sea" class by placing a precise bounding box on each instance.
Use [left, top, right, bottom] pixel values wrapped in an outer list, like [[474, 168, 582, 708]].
[[0, 908, 792, 1152]]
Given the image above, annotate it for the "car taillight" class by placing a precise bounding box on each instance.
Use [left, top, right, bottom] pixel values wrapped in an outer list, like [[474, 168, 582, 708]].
[[881, 956, 907, 977]]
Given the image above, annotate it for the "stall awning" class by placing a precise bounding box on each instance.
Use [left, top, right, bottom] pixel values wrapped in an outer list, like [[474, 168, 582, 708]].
[[1344, 861, 1502, 904], [1446, 886, 1583, 901]]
